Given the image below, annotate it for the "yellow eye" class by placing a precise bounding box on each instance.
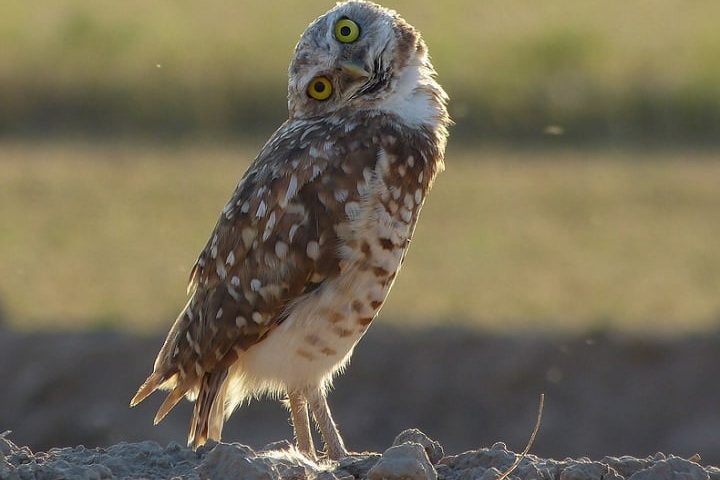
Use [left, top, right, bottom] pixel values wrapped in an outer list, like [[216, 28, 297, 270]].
[[307, 76, 333, 100], [334, 18, 360, 43]]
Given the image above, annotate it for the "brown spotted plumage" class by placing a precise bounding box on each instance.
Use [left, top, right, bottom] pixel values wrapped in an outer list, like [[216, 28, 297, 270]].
[[131, 0, 450, 460]]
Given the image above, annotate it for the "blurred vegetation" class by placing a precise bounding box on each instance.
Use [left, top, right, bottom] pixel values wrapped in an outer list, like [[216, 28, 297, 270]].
[[1, 141, 719, 333], [1, 0, 720, 143], [1, 2, 719, 333]]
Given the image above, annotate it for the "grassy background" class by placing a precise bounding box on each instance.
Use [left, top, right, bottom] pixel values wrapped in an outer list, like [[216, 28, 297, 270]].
[[1, 1, 719, 333], [2, 141, 719, 333], [1, 0, 720, 142]]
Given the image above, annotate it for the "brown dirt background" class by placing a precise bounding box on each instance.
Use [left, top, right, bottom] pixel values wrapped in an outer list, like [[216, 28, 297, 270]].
[[1, 325, 719, 465]]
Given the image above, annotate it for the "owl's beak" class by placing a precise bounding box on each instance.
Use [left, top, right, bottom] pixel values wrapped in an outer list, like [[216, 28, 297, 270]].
[[339, 61, 371, 81]]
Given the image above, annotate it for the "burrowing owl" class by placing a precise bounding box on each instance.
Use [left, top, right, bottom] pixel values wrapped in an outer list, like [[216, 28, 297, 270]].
[[131, 0, 449, 460]]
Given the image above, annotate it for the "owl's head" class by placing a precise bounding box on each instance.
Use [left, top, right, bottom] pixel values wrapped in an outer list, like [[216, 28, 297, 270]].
[[287, 1, 443, 124]]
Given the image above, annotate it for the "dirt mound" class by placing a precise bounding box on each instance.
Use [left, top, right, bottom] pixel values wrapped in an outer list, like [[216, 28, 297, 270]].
[[1, 327, 720, 466], [2, 429, 718, 480]]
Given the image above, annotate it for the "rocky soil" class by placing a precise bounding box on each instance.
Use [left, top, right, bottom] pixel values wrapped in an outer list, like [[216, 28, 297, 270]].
[[2, 429, 719, 480]]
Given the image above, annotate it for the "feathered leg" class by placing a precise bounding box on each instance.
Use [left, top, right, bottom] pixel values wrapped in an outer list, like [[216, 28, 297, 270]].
[[287, 390, 316, 459], [307, 388, 348, 460]]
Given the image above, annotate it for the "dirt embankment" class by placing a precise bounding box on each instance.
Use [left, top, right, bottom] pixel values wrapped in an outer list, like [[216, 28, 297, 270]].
[[2, 429, 719, 480], [1, 326, 720, 474]]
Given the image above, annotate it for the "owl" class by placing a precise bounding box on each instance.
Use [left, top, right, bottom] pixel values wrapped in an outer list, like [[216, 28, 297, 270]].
[[131, 0, 450, 460]]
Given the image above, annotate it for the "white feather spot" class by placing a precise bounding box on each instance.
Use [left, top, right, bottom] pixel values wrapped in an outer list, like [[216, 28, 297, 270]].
[[306, 241, 320, 260], [414, 188, 422, 204], [345, 201, 361, 220], [418, 171, 424, 183], [275, 241, 289, 258], [226, 251, 235, 266], [240, 201, 250, 214], [216, 262, 227, 280], [231, 276, 240, 287], [408, 155, 415, 167], [263, 211, 276, 241], [334, 189, 349, 203], [216, 308, 224, 319], [256, 200, 267, 218], [252, 311, 263, 323], [235, 316, 247, 328], [285, 175, 298, 205], [289, 224, 300, 242], [311, 165, 322, 179], [250, 278, 262, 291], [394, 188, 404, 202], [404, 193, 414, 209], [401, 208, 413, 223]]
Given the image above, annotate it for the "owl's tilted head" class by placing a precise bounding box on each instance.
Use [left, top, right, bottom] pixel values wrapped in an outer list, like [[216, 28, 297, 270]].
[[287, 1, 448, 129]]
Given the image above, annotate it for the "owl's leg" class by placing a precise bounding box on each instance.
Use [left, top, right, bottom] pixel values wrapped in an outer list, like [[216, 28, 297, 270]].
[[287, 390, 316, 459], [307, 388, 348, 460]]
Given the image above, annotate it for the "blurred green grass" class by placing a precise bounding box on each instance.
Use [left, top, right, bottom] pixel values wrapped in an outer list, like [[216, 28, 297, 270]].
[[1, 0, 720, 141], [1, 141, 719, 333]]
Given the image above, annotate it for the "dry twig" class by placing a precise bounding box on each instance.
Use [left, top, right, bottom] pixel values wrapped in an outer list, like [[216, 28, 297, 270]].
[[496, 393, 545, 480]]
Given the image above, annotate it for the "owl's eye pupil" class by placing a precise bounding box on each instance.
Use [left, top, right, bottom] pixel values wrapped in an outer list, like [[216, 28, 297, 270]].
[[340, 26, 351, 37], [314, 82, 326, 93]]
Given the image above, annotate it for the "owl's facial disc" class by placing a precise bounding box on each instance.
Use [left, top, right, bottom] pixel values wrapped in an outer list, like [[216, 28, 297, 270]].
[[288, 1, 422, 118]]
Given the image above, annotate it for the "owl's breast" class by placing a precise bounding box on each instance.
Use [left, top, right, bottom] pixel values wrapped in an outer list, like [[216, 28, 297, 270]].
[[233, 141, 438, 393], [342, 142, 436, 274]]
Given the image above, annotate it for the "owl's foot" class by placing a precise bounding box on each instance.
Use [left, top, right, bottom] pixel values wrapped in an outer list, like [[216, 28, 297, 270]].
[[287, 388, 349, 461], [307, 389, 348, 461], [323, 444, 350, 461], [287, 391, 317, 461]]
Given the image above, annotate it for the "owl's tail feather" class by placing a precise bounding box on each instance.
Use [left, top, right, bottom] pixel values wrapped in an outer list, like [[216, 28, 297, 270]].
[[130, 370, 191, 425], [130, 371, 166, 407], [188, 369, 229, 450], [154, 386, 187, 425]]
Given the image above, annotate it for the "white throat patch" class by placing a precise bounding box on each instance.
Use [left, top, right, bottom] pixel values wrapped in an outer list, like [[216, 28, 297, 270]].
[[378, 61, 445, 130]]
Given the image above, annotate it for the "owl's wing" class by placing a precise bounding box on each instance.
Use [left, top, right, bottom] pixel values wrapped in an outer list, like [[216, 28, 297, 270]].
[[131, 120, 380, 432]]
